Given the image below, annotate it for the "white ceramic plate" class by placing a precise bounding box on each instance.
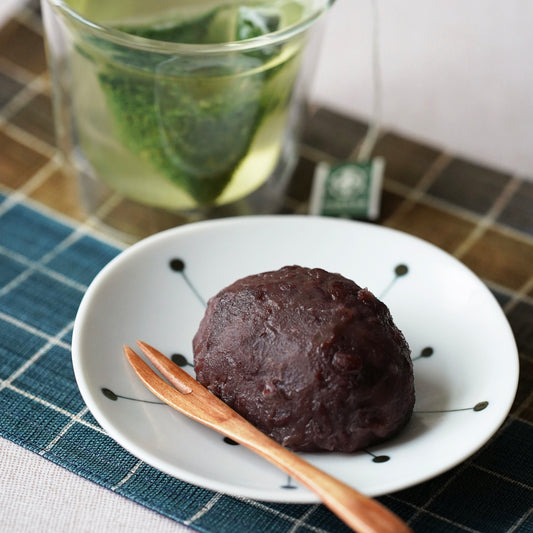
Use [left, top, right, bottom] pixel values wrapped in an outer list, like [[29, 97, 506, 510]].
[[72, 216, 519, 502]]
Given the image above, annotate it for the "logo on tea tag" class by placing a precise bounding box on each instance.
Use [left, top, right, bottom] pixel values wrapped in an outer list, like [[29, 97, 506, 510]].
[[309, 158, 384, 220]]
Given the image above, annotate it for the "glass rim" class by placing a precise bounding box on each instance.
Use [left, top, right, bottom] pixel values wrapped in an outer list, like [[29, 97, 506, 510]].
[[46, 0, 334, 54]]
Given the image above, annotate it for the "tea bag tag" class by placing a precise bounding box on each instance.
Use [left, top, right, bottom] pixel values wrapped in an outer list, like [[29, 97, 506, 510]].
[[309, 158, 385, 220]]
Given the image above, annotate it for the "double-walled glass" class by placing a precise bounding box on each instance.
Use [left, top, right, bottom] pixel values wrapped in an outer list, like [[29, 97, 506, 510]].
[[41, 0, 333, 228]]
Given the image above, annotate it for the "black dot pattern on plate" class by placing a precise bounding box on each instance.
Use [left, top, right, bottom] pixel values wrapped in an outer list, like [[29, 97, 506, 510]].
[[169, 257, 206, 307], [412, 347, 434, 361], [421, 346, 434, 357], [103, 259, 493, 492], [169, 258, 185, 272], [415, 401, 489, 414], [171, 353, 193, 367], [281, 476, 298, 489], [102, 387, 118, 401], [473, 401, 489, 412], [101, 387, 164, 405], [363, 449, 390, 463], [395, 264, 409, 277], [380, 263, 410, 299]]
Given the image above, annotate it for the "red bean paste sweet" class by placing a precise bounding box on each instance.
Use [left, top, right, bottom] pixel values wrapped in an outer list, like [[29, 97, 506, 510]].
[[193, 265, 415, 453]]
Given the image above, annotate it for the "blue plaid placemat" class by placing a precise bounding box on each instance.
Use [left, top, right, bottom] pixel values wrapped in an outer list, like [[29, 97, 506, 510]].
[[0, 192, 531, 533]]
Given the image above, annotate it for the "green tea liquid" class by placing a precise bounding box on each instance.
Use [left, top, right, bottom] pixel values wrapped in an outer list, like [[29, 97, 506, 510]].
[[63, 1, 313, 209]]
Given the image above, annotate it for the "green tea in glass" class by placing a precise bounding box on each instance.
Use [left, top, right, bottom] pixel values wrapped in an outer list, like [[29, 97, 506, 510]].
[[41, 0, 333, 229]]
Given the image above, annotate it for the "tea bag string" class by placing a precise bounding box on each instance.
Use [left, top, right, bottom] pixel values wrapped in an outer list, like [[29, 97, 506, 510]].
[[357, 0, 382, 162]]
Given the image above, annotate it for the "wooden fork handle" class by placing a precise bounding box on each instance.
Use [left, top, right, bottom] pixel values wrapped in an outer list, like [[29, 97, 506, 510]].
[[229, 420, 412, 533], [267, 450, 408, 533]]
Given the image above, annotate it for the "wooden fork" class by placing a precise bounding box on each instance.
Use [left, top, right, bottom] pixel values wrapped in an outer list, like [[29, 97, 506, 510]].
[[124, 341, 412, 533]]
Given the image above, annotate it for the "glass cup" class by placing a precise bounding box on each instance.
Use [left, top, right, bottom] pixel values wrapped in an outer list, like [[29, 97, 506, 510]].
[[41, 0, 333, 237]]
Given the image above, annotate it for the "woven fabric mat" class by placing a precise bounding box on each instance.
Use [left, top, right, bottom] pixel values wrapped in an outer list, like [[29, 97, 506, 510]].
[[0, 193, 532, 533]]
